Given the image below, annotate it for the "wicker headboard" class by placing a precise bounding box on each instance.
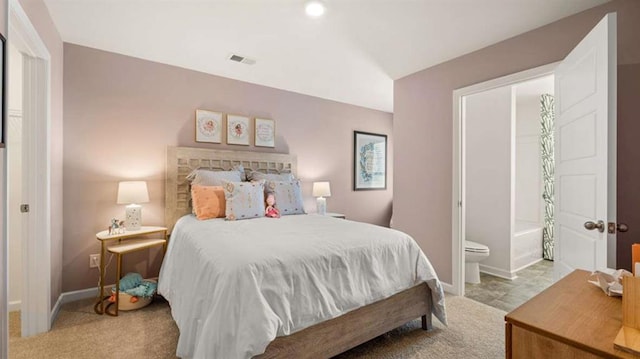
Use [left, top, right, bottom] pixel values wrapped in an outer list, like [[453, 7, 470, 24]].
[[165, 146, 297, 232]]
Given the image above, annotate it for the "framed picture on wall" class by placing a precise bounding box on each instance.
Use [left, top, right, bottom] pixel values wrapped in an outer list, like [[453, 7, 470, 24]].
[[254, 117, 275, 147], [353, 131, 387, 190], [195, 109, 223, 143], [226, 114, 250, 145]]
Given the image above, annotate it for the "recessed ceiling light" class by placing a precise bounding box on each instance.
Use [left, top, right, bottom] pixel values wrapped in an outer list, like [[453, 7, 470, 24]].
[[305, 1, 325, 17]]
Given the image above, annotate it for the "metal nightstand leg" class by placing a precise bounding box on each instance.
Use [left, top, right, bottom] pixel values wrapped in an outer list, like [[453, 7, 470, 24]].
[[104, 252, 122, 316], [94, 241, 108, 315]]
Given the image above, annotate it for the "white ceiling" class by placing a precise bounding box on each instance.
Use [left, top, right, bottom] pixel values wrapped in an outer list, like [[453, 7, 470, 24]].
[[43, 0, 608, 112]]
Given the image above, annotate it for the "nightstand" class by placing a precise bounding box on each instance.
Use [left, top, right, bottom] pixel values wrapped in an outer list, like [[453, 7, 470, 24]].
[[325, 212, 346, 219], [94, 226, 167, 316]]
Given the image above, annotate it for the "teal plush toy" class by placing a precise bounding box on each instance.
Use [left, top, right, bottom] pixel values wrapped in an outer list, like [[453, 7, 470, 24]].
[[109, 272, 158, 304]]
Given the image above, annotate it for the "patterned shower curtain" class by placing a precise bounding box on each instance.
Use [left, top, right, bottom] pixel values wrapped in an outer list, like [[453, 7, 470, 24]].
[[540, 94, 555, 260]]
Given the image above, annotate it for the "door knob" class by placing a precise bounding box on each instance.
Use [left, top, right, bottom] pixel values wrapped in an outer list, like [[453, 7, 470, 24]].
[[608, 222, 629, 233], [584, 220, 605, 233]]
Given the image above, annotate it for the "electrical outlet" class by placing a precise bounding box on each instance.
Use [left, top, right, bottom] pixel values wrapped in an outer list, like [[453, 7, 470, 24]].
[[89, 254, 100, 268]]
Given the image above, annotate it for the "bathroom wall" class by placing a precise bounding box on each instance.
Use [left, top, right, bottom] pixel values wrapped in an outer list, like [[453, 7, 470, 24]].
[[514, 92, 543, 226], [464, 84, 515, 279], [466, 77, 552, 279]]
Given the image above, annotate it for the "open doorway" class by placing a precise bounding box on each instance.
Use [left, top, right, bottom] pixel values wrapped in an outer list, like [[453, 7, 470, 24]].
[[451, 62, 558, 301], [461, 74, 555, 312]]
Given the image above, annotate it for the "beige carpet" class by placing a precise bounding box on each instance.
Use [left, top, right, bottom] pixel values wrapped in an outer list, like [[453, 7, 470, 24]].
[[9, 295, 505, 358]]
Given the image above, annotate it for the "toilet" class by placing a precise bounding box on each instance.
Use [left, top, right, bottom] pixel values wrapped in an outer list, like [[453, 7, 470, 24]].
[[465, 240, 490, 284]]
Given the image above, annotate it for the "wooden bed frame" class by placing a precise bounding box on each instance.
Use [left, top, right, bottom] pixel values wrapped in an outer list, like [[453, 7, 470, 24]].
[[165, 146, 433, 357]]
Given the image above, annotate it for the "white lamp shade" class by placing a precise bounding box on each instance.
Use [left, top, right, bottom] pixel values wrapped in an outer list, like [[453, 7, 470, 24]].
[[117, 181, 150, 204], [312, 181, 331, 197]]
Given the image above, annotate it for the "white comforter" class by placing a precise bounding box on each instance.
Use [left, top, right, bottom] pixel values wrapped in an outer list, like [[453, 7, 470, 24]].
[[158, 214, 446, 359]]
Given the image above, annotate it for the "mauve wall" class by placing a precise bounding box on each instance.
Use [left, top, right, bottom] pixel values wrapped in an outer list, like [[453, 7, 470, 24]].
[[617, 62, 640, 271], [394, 0, 640, 284], [63, 44, 393, 292]]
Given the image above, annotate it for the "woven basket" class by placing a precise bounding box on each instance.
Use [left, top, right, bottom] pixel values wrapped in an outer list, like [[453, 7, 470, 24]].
[[114, 279, 156, 311]]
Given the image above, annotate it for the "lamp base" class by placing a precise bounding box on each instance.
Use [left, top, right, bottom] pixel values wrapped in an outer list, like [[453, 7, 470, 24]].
[[125, 204, 142, 231], [317, 197, 327, 215]]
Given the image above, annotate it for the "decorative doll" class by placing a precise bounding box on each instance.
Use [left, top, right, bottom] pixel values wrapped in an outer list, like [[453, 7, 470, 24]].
[[109, 218, 125, 235], [265, 192, 280, 218]]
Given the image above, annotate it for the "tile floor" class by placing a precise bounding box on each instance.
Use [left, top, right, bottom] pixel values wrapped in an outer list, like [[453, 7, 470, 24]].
[[465, 259, 554, 312]]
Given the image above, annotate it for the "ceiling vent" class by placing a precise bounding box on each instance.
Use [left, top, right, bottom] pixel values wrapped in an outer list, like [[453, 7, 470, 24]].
[[228, 54, 256, 65]]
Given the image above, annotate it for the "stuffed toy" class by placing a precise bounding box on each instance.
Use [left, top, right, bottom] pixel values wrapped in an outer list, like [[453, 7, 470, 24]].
[[108, 272, 157, 304], [265, 192, 280, 218]]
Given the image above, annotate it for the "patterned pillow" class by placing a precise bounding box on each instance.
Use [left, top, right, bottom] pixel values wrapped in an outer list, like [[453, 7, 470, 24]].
[[247, 170, 294, 182], [265, 180, 306, 216], [186, 168, 242, 186], [222, 180, 266, 220], [191, 185, 226, 220]]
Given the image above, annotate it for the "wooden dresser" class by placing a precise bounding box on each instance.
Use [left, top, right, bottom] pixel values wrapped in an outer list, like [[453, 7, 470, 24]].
[[505, 269, 637, 358]]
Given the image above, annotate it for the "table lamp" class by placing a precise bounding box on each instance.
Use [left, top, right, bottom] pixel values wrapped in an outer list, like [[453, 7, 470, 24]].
[[313, 181, 331, 215], [117, 181, 149, 231]]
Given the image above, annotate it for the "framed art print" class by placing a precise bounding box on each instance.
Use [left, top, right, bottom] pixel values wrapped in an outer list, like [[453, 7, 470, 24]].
[[254, 117, 275, 147], [195, 109, 223, 143], [353, 131, 387, 190], [227, 114, 250, 145]]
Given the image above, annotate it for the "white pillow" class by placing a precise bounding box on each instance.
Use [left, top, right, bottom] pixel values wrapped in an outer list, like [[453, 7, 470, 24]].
[[186, 168, 242, 186]]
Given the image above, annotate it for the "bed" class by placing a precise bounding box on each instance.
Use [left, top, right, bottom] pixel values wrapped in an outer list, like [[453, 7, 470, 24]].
[[159, 146, 446, 358]]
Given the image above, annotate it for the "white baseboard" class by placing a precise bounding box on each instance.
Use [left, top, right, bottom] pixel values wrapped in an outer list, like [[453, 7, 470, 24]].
[[8, 300, 21, 312], [50, 285, 114, 324], [61, 286, 106, 303], [441, 281, 456, 295], [512, 258, 544, 273], [479, 264, 518, 280], [50, 295, 63, 326]]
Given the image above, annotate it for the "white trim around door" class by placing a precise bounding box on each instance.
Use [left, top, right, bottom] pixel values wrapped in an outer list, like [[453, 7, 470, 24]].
[[8, 0, 52, 339], [451, 62, 558, 296]]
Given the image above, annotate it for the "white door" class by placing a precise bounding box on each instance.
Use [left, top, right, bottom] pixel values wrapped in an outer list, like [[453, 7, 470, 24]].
[[554, 13, 617, 280]]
